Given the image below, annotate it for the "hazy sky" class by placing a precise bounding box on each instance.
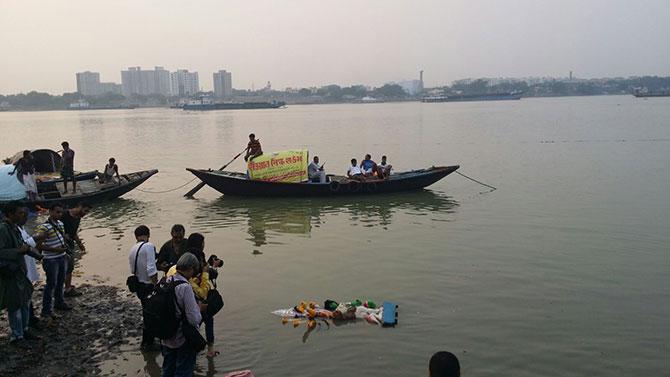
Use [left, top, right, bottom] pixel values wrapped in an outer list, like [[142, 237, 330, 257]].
[[1, 0, 669, 94]]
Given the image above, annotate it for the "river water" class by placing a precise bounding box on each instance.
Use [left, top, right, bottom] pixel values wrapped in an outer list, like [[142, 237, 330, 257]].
[[1, 96, 668, 376]]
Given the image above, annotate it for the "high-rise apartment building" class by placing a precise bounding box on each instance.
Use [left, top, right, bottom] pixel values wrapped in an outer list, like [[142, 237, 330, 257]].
[[213, 70, 233, 99], [121, 66, 173, 97], [170, 70, 199, 97], [76, 71, 101, 96]]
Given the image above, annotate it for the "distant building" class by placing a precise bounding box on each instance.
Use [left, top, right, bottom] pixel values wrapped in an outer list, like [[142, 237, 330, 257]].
[[76, 71, 122, 96], [213, 70, 233, 99], [121, 66, 173, 97], [419, 70, 424, 93], [170, 69, 199, 97], [76, 71, 101, 96], [395, 79, 424, 96], [98, 82, 122, 95]]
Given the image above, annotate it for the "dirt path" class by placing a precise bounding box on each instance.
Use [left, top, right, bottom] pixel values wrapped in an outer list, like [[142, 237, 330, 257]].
[[0, 281, 143, 377]]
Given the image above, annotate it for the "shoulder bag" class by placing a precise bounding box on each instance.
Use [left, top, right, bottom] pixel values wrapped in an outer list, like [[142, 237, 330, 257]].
[[126, 242, 147, 293]]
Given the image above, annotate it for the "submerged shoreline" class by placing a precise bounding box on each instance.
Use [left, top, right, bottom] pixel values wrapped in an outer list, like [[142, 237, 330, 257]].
[[0, 278, 142, 377]]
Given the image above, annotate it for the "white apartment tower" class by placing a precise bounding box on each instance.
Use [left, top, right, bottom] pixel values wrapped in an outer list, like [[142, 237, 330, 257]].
[[213, 70, 233, 99], [121, 66, 173, 97], [76, 71, 101, 96], [170, 70, 199, 97]]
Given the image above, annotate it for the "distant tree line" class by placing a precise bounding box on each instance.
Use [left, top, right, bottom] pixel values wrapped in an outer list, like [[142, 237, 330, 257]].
[[3, 76, 670, 110], [442, 76, 670, 97]]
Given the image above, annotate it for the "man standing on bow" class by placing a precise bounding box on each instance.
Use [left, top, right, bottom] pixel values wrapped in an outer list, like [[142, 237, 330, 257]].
[[60, 141, 76, 194]]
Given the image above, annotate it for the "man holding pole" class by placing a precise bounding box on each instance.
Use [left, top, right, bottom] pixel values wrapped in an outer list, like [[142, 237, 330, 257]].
[[184, 132, 261, 197], [244, 133, 263, 162]]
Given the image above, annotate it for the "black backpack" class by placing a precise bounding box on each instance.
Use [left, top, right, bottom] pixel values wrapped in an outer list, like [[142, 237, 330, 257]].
[[143, 278, 187, 340]]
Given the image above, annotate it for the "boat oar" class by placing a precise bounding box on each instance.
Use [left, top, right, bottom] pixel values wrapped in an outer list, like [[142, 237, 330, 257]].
[[184, 147, 248, 197]]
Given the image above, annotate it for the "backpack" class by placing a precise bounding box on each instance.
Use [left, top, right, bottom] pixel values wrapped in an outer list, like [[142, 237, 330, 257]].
[[142, 277, 187, 340]]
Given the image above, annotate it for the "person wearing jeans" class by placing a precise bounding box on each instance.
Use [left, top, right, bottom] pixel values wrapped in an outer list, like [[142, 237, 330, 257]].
[[35, 203, 71, 317], [0, 202, 35, 344], [41, 255, 67, 316]]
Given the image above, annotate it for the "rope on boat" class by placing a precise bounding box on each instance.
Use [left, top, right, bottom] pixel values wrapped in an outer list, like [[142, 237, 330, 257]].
[[135, 177, 199, 194], [455, 171, 497, 191]]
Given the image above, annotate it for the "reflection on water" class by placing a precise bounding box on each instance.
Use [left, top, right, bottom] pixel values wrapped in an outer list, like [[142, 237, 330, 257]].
[[85, 198, 152, 242], [191, 190, 458, 249]]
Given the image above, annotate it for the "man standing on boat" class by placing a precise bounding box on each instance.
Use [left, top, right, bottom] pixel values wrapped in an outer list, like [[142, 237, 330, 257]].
[[60, 142, 76, 194], [244, 134, 263, 162]]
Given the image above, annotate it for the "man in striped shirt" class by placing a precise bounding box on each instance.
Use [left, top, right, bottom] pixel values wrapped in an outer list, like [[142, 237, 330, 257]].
[[35, 203, 72, 317]]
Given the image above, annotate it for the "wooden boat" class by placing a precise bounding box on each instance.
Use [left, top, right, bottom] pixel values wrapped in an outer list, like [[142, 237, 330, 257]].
[[4, 149, 99, 188], [3, 169, 158, 208], [186, 166, 459, 197]]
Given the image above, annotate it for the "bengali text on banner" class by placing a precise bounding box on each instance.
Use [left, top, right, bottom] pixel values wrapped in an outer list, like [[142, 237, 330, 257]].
[[247, 150, 308, 183]]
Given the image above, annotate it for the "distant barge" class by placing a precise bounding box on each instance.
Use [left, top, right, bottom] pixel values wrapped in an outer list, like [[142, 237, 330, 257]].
[[632, 91, 670, 98], [182, 98, 286, 111], [422, 92, 522, 103], [67, 100, 137, 110]]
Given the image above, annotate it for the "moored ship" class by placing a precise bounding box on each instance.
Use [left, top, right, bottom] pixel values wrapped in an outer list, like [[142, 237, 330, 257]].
[[422, 91, 523, 103], [632, 88, 670, 98], [182, 97, 286, 111]]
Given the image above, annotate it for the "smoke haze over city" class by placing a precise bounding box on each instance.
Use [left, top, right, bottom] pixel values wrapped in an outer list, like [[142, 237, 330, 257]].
[[1, 0, 669, 94]]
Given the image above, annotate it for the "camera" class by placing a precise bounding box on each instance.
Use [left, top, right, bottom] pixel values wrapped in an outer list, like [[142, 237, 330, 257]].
[[208, 255, 223, 268], [207, 255, 223, 282]]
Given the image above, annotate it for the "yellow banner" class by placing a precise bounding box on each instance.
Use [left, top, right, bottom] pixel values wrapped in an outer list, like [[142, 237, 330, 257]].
[[247, 150, 308, 182]]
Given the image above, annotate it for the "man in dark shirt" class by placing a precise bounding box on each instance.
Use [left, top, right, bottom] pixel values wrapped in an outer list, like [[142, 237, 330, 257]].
[[60, 141, 76, 194], [157, 224, 187, 273], [244, 133, 263, 162], [61, 202, 92, 296]]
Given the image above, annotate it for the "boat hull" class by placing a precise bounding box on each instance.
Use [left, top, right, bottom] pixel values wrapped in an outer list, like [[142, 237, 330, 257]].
[[3, 169, 158, 209], [186, 166, 459, 197]]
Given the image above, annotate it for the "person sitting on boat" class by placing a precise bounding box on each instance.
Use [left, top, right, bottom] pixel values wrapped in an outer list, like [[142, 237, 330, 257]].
[[244, 133, 263, 162], [308, 156, 326, 183], [347, 158, 365, 181], [9, 150, 38, 201], [101, 157, 120, 184], [378, 155, 392, 179], [360, 154, 378, 178]]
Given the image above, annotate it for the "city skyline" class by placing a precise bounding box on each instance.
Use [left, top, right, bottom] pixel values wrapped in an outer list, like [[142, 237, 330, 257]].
[[2, 0, 670, 95]]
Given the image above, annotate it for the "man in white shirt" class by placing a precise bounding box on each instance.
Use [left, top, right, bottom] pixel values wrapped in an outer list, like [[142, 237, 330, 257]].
[[308, 155, 326, 183], [128, 225, 158, 350], [19, 225, 43, 326], [347, 158, 365, 181], [378, 155, 393, 179]]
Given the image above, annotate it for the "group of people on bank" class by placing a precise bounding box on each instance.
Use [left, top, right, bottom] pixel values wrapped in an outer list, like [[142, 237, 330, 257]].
[[0, 201, 90, 343], [9, 141, 120, 200], [127, 223, 224, 374]]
